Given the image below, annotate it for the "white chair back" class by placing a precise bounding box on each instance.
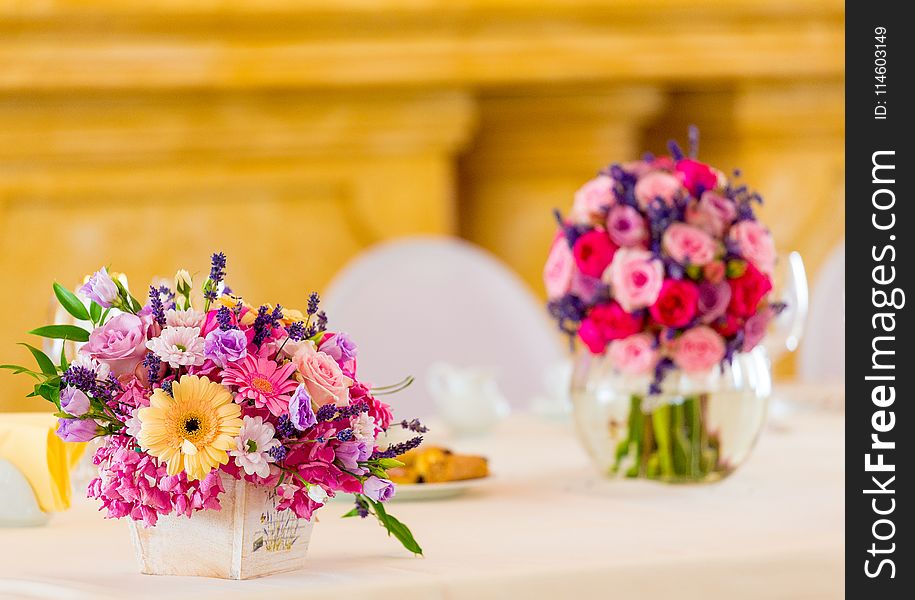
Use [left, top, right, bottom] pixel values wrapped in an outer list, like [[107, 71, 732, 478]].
[[798, 242, 845, 382], [323, 236, 564, 418]]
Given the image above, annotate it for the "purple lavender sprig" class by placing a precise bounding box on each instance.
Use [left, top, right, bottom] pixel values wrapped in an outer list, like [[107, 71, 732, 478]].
[[148, 286, 166, 327], [143, 352, 162, 385], [371, 435, 424, 460], [216, 305, 237, 330], [399, 419, 429, 434]]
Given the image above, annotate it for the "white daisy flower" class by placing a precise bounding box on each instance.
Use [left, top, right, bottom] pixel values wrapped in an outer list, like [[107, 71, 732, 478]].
[[230, 416, 281, 478], [146, 326, 205, 368], [165, 308, 206, 328]]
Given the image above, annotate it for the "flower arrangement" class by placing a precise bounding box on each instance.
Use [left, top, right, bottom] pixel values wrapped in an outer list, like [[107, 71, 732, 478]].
[[544, 128, 783, 393], [545, 130, 785, 482], [4, 253, 423, 555]]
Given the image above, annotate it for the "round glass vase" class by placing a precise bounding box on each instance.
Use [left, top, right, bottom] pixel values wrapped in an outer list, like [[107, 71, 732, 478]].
[[570, 346, 772, 483]]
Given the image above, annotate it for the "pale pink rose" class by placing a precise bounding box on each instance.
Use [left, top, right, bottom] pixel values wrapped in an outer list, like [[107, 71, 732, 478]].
[[672, 326, 726, 374], [634, 171, 682, 209], [604, 248, 664, 312], [293, 348, 353, 407], [662, 223, 717, 266], [608, 333, 658, 376], [84, 313, 149, 377], [686, 191, 737, 237], [729, 220, 776, 274], [742, 307, 773, 352], [543, 236, 575, 299], [570, 176, 615, 223]]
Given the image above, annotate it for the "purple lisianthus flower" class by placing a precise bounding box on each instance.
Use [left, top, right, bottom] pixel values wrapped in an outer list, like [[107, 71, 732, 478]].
[[362, 476, 396, 503], [320, 333, 357, 369], [55, 418, 99, 442], [606, 204, 648, 247], [742, 308, 773, 352], [697, 281, 731, 324], [335, 440, 370, 474], [203, 328, 247, 368], [288, 384, 316, 430], [79, 267, 119, 308], [59, 386, 90, 417]]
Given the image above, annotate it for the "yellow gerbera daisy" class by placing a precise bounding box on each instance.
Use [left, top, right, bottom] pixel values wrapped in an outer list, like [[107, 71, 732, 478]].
[[137, 375, 243, 481]]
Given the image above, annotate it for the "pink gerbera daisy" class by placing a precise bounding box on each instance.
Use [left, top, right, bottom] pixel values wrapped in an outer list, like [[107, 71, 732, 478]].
[[221, 354, 298, 416]]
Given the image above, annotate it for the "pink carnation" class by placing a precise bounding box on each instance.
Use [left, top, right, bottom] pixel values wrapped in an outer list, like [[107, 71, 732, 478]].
[[672, 326, 726, 374]]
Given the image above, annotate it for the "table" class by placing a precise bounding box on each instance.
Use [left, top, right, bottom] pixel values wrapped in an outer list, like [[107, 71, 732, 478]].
[[0, 387, 844, 599]]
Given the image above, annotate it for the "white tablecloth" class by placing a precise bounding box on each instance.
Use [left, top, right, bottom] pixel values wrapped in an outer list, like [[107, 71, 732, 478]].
[[0, 387, 844, 599]]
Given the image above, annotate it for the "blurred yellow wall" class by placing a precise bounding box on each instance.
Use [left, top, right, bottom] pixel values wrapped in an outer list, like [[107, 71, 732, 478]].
[[0, 1, 843, 410]]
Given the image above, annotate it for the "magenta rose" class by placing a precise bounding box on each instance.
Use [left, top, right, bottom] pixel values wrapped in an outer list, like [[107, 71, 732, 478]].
[[727, 262, 773, 318], [675, 159, 719, 197], [649, 279, 699, 328], [572, 230, 618, 278], [85, 313, 149, 377], [662, 223, 717, 266], [672, 326, 726, 374], [729, 220, 776, 274], [543, 235, 575, 299], [634, 171, 682, 209], [578, 301, 645, 354], [605, 248, 664, 312], [606, 204, 648, 247], [570, 175, 615, 223], [608, 333, 659, 376], [687, 191, 737, 237]]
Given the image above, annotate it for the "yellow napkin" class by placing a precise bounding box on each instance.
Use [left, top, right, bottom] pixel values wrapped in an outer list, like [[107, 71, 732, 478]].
[[0, 413, 86, 512]]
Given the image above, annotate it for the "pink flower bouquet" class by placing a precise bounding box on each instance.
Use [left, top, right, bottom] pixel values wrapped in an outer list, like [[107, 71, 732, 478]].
[[5, 253, 422, 555], [545, 130, 784, 482], [545, 131, 783, 393]]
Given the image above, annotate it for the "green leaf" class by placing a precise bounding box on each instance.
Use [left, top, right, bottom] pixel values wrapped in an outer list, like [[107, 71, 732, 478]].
[[376, 458, 405, 469], [18, 343, 57, 376], [59, 343, 69, 371], [0, 364, 42, 380], [29, 324, 90, 343], [53, 282, 91, 321], [89, 301, 102, 324], [369, 497, 423, 555], [127, 294, 142, 313], [341, 506, 361, 518]]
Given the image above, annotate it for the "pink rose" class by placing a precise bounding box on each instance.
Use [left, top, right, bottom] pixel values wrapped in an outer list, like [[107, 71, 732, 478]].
[[605, 248, 664, 312], [672, 326, 726, 374], [543, 235, 575, 299], [84, 313, 149, 377], [729, 220, 776, 275], [634, 171, 682, 209], [608, 333, 658, 376], [572, 230, 618, 278], [662, 223, 717, 266], [606, 204, 648, 247], [293, 348, 353, 407], [675, 159, 719, 197], [569, 271, 602, 304], [570, 176, 615, 223], [686, 192, 737, 237]]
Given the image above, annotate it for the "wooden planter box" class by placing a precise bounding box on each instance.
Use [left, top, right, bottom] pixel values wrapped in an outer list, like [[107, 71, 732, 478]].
[[129, 475, 314, 579]]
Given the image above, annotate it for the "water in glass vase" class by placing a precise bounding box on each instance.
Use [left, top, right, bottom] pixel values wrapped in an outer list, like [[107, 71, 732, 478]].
[[571, 348, 771, 483]]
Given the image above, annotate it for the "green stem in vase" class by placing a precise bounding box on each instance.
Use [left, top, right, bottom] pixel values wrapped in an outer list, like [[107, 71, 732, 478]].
[[651, 405, 674, 478], [671, 402, 692, 477], [685, 396, 702, 478]]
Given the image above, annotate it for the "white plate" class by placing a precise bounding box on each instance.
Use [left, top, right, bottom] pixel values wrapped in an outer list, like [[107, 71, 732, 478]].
[[391, 477, 490, 502]]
